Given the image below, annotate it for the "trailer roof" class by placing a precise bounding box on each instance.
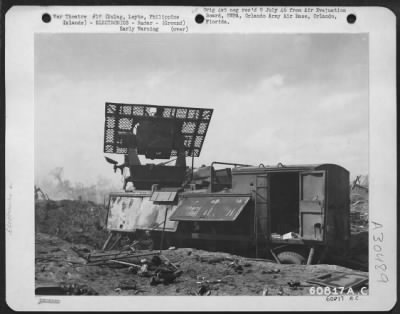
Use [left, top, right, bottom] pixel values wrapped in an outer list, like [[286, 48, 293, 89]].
[[232, 163, 349, 174]]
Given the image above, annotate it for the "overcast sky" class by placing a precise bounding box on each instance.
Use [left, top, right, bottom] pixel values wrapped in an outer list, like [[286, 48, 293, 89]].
[[35, 33, 368, 185]]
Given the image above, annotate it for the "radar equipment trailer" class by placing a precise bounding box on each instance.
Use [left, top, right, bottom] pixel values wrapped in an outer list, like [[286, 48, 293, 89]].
[[103, 103, 351, 265]]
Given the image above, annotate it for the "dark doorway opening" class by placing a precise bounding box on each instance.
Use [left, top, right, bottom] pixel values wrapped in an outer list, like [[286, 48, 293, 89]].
[[269, 172, 300, 235]]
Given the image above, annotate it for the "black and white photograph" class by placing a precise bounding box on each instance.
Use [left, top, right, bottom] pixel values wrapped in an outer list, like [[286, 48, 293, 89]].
[[5, 6, 396, 311], [33, 31, 370, 296]]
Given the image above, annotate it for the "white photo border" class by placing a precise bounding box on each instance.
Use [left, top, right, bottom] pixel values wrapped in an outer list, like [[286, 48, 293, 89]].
[[5, 5, 397, 311]]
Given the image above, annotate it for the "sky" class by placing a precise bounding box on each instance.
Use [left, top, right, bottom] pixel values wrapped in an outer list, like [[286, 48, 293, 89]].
[[35, 33, 369, 186]]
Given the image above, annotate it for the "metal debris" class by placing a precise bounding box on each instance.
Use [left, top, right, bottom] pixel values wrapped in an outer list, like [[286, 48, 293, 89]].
[[197, 285, 211, 296], [150, 269, 183, 286], [109, 260, 141, 268], [228, 261, 244, 274], [82, 250, 160, 265], [138, 264, 150, 277], [287, 280, 301, 289], [196, 279, 225, 285]]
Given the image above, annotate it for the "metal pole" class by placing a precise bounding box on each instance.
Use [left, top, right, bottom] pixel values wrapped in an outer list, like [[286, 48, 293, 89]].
[[109, 260, 141, 268], [255, 197, 258, 258], [211, 161, 252, 168], [307, 247, 315, 265], [159, 207, 169, 252], [88, 252, 160, 264], [191, 155, 195, 181], [270, 249, 281, 264]]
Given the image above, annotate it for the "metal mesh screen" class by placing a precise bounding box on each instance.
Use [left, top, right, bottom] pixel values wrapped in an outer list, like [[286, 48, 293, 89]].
[[104, 103, 213, 157]]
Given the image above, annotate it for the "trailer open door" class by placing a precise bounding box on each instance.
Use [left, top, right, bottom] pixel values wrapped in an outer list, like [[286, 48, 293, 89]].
[[299, 171, 326, 241]]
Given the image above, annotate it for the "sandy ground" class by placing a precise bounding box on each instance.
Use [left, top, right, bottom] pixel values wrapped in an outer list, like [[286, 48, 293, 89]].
[[35, 232, 368, 296]]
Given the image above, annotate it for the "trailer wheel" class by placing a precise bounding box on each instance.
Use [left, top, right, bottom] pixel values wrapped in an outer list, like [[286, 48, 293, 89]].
[[277, 251, 305, 265]]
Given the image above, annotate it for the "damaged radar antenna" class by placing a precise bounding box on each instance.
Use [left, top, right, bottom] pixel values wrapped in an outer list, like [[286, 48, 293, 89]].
[[103, 103, 213, 190]]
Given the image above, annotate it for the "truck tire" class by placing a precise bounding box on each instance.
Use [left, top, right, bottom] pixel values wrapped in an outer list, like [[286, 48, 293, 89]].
[[277, 251, 305, 265]]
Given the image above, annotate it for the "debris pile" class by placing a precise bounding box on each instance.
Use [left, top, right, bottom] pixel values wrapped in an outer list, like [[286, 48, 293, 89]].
[[36, 232, 369, 296], [350, 210, 368, 232], [270, 232, 301, 241], [350, 175, 369, 233], [72, 246, 183, 287]]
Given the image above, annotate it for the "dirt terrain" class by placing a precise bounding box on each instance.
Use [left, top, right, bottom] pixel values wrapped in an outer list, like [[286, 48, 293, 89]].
[[35, 232, 368, 296], [35, 200, 109, 249], [35, 196, 369, 296]]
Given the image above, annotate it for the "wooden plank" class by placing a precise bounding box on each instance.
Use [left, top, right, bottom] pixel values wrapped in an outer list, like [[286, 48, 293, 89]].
[[101, 232, 114, 251]]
